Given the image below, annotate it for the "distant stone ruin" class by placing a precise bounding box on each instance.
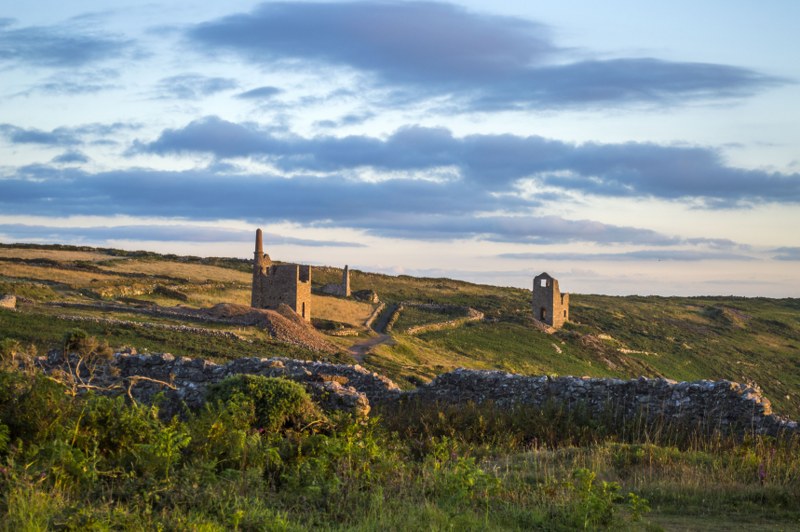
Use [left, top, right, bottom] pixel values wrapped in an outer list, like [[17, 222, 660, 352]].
[[320, 265, 351, 297], [251, 228, 312, 321], [532, 272, 569, 329]]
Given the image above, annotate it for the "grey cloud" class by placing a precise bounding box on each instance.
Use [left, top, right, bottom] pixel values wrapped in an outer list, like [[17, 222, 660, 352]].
[[21, 68, 120, 96], [0, 19, 132, 68], [0, 124, 80, 146], [0, 122, 140, 148], [314, 111, 376, 129], [357, 214, 677, 245], [155, 74, 238, 100], [52, 151, 90, 164], [236, 86, 282, 99], [186, 1, 785, 110], [772, 247, 800, 261], [0, 223, 365, 247], [499, 250, 758, 262], [135, 117, 800, 205], [0, 165, 684, 246]]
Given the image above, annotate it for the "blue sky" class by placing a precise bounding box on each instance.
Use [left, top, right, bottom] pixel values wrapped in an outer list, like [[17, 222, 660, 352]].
[[1, 1, 798, 296]]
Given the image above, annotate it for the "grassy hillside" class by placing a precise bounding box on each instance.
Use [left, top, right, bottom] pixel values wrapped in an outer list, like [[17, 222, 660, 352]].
[[2, 243, 799, 418]]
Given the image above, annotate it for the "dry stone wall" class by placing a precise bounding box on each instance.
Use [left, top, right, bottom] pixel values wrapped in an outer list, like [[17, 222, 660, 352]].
[[407, 369, 798, 437], [405, 307, 484, 335], [29, 352, 798, 438], [34, 352, 400, 419]]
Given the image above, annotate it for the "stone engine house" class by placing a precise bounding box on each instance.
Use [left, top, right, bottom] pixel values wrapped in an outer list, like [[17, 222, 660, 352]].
[[251, 228, 312, 321], [532, 272, 569, 329]]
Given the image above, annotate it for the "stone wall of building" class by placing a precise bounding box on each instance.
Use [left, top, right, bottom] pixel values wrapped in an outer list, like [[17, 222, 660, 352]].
[[532, 272, 569, 329], [251, 228, 312, 321]]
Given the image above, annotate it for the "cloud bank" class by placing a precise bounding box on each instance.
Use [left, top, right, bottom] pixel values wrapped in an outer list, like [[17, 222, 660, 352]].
[[187, 1, 785, 110], [134, 117, 800, 206]]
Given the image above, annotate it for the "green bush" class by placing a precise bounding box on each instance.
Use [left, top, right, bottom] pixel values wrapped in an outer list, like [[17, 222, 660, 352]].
[[0, 371, 73, 443], [62, 328, 112, 361], [206, 375, 321, 433]]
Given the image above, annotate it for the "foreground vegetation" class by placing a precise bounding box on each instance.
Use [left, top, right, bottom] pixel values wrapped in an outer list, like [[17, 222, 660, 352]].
[[1, 336, 798, 530]]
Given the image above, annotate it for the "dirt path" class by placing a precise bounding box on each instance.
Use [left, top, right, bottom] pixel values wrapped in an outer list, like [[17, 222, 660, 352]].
[[347, 333, 394, 363]]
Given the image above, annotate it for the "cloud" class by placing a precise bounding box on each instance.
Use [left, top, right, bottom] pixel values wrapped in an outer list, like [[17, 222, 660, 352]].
[[236, 86, 282, 99], [0, 122, 139, 148], [0, 18, 132, 68], [155, 74, 238, 100], [186, 1, 786, 110], [357, 214, 678, 245], [0, 165, 689, 246], [134, 117, 800, 205], [0, 223, 365, 247], [772, 247, 800, 261], [498, 250, 758, 262], [52, 151, 90, 164], [0, 124, 80, 146], [20, 68, 120, 96]]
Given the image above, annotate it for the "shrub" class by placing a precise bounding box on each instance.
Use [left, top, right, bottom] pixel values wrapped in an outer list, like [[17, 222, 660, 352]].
[[0, 371, 73, 443], [206, 375, 321, 433], [63, 328, 112, 361]]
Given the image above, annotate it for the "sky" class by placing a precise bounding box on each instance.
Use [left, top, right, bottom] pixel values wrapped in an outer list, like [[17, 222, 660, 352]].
[[1, 0, 799, 297]]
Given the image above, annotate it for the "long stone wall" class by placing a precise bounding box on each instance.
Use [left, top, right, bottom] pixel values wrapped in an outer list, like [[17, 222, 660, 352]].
[[407, 369, 798, 437], [30, 352, 799, 437]]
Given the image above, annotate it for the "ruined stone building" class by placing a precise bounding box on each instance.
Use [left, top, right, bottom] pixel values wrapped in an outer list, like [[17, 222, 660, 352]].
[[532, 272, 569, 329], [320, 265, 351, 297], [251, 228, 312, 321]]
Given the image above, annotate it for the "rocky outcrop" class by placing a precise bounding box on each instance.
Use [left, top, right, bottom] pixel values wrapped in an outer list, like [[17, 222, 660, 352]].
[[407, 369, 798, 437], [353, 289, 379, 304], [0, 294, 16, 310]]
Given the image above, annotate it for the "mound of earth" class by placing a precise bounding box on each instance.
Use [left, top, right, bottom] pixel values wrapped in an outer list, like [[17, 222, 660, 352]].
[[201, 303, 339, 354]]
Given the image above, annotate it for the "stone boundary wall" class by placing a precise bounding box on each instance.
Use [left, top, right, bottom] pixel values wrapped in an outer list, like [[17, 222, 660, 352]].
[[48, 302, 236, 326], [34, 353, 401, 419], [364, 302, 386, 330], [406, 369, 799, 437], [52, 313, 249, 342], [383, 304, 404, 333], [405, 307, 484, 336], [28, 352, 799, 438]]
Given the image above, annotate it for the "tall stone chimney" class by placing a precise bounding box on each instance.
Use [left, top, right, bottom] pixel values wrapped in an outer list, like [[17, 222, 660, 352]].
[[343, 264, 351, 297]]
